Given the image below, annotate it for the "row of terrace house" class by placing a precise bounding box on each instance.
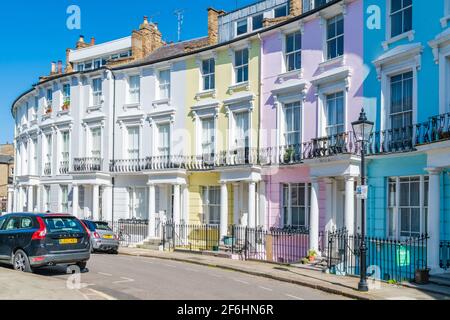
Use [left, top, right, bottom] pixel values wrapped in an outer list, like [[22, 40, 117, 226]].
[[10, 0, 450, 277]]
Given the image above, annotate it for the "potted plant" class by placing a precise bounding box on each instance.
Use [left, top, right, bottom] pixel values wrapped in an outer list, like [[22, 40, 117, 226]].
[[414, 268, 430, 284], [283, 147, 294, 163], [307, 249, 317, 262], [62, 100, 70, 111], [45, 106, 52, 115]]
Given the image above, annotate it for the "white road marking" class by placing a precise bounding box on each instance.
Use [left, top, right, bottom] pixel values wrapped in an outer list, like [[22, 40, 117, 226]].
[[259, 286, 273, 291], [88, 288, 117, 300], [113, 277, 135, 284], [97, 272, 113, 277], [234, 279, 250, 285], [285, 294, 304, 300], [386, 296, 417, 300]]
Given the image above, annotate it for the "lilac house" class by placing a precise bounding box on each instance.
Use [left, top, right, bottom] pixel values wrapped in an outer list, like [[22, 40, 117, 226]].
[[259, 0, 364, 252]]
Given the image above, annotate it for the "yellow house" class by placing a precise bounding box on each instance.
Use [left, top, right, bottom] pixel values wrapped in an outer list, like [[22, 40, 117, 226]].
[[184, 36, 263, 240]]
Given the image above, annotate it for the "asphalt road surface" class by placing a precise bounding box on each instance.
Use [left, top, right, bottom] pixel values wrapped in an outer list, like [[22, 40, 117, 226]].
[[33, 253, 350, 300]]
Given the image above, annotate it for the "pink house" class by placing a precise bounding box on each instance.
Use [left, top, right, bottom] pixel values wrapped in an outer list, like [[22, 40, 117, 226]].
[[259, 0, 364, 252]]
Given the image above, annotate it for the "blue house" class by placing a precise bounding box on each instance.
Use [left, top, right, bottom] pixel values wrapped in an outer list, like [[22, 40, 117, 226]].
[[363, 0, 450, 274]]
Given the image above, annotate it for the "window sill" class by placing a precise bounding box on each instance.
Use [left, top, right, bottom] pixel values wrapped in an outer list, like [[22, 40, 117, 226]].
[[123, 102, 141, 110], [382, 30, 415, 50], [441, 15, 450, 28], [228, 81, 250, 94], [277, 68, 303, 83], [57, 109, 70, 117], [87, 105, 102, 113], [152, 98, 171, 107], [41, 114, 52, 121], [318, 55, 344, 72], [195, 89, 217, 101]]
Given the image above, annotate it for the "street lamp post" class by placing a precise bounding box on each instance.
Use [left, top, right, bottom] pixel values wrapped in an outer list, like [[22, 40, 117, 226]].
[[352, 108, 374, 292]]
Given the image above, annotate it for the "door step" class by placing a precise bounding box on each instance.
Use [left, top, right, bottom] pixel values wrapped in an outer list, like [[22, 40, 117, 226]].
[[430, 273, 450, 287]]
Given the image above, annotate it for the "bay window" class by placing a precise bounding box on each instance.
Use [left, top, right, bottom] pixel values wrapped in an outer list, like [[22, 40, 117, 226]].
[[388, 176, 428, 238], [326, 14, 344, 60], [282, 183, 311, 228], [390, 0, 412, 38], [235, 49, 249, 84]]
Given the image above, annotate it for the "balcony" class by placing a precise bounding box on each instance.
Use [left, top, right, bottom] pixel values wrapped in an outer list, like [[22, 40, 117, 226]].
[[73, 157, 104, 173], [110, 156, 187, 173], [44, 162, 52, 176], [59, 160, 69, 175], [303, 131, 359, 159]]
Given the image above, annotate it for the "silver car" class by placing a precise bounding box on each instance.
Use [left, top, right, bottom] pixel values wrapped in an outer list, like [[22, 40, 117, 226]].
[[81, 220, 119, 254]]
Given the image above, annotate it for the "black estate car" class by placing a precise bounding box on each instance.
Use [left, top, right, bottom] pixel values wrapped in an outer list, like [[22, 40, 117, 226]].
[[0, 213, 90, 272]]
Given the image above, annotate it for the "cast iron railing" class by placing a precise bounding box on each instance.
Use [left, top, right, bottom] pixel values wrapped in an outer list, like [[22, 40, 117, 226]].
[[59, 161, 69, 174], [44, 162, 52, 176], [440, 240, 450, 270], [327, 229, 429, 282], [73, 157, 103, 172], [106, 218, 148, 247]]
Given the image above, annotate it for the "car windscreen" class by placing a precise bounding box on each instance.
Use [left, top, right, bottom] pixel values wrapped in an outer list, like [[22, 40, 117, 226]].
[[44, 217, 85, 233], [0, 217, 5, 230], [94, 222, 112, 231]]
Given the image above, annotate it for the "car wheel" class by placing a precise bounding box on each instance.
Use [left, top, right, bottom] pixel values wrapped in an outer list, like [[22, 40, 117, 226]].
[[13, 250, 32, 273], [110, 249, 119, 255], [77, 261, 87, 270]]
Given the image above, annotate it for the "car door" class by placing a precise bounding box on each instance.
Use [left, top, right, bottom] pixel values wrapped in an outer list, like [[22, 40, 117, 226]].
[[0, 216, 20, 260], [0, 216, 9, 260]]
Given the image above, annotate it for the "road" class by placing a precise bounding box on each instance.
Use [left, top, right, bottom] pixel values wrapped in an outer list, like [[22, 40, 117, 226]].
[[32, 253, 350, 300]]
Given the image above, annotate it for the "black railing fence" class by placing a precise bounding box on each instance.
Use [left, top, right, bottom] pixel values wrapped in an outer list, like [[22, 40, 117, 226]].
[[163, 223, 220, 251], [440, 240, 450, 270], [327, 229, 429, 282], [106, 219, 148, 247]]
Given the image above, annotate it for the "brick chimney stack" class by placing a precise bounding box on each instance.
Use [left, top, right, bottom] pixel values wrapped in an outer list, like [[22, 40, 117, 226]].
[[131, 16, 165, 61], [90, 37, 96, 45], [207, 7, 225, 45], [289, 0, 302, 16], [76, 35, 93, 49], [57, 60, 63, 74], [65, 48, 73, 73]]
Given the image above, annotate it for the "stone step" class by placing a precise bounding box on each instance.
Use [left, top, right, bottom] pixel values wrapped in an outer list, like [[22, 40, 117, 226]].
[[430, 274, 450, 287], [136, 244, 163, 251]]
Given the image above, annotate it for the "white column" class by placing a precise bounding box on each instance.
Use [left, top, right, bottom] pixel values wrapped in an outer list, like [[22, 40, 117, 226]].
[[27, 185, 33, 212], [36, 186, 41, 212], [248, 181, 256, 228], [344, 175, 355, 235], [92, 184, 99, 220], [182, 184, 189, 224], [427, 168, 441, 273], [325, 178, 334, 232], [233, 183, 240, 225], [259, 180, 267, 229], [148, 183, 156, 238], [102, 186, 112, 221], [173, 184, 181, 225], [309, 177, 320, 253], [7, 187, 14, 213], [220, 182, 228, 240], [72, 184, 79, 218]]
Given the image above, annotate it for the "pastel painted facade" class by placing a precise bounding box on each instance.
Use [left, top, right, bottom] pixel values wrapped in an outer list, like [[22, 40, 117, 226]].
[[363, 0, 450, 273], [260, 0, 365, 252]]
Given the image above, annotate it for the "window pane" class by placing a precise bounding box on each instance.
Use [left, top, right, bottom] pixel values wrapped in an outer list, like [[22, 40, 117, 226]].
[[391, 12, 403, 37], [274, 5, 287, 18], [252, 14, 263, 30], [237, 19, 248, 35]]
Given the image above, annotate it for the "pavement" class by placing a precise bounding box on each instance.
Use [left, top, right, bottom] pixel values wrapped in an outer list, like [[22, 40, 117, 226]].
[[119, 247, 450, 300], [0, 263, 110, 300]]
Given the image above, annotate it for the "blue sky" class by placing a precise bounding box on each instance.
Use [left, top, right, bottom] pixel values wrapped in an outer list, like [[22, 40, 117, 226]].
[[0, 0, 257, 144]]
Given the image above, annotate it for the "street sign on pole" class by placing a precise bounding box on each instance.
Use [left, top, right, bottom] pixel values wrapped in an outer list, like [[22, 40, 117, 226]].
[[356, 185, 368, 199]]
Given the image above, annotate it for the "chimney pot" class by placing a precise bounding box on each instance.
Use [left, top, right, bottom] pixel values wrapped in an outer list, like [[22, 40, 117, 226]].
[[90, 37, 95, 45], [51, 61, 56, 74], [57, 60, 63, 74], [79, 35, 85, 43]]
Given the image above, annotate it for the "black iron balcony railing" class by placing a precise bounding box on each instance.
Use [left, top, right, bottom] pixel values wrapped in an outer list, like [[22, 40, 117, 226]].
[[59, 160, 69, 175], [73, 157, 103, 172], [304, 131, 359, 159]]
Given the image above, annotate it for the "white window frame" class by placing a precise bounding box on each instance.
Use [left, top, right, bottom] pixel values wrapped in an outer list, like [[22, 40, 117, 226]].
[[236, 18, 248, 37], [284, 31, 302, 72], [127, 74, 141, 104], [157, 123, 171, 157], [282, 183, 311, 228], [233, 111, 250, 150], [200, 117, 216, 156], [201, 186, 221, 225], [273, 4, 288, 18], [44, 185, 51, 211], [388, 71, 414, 134], [127, 187, 148, 220], [234, 48, 249, 84], [326, 14, 344, 61], [157, 69, 171, 100], [91, 78, 103, 107], [201, 58, 215, 91], [126, 126, 140, 160], [388, 0, 413, 39], [46, 88, 53, 109], [387, 175, 429, 239], [60, 130, 70, 169], [282, 101, 302, 146], [251, 13, 264, 31], [44, 133, 53, 175], [62, 83, 71, 104], [90, 127, 102, 159], [383, 0, 415, 48], [60, 185, 69, 213], [325, 91, 345, 137]]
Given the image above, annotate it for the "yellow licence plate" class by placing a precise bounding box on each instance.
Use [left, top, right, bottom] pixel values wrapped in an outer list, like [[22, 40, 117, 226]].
[[59, 238, 78, 244], [103, 235, 113, 239]]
